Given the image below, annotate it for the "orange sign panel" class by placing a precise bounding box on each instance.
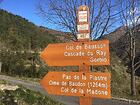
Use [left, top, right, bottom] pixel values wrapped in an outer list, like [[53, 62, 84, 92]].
[[40, 72, 111, 98], [40, 40, 110, 66]]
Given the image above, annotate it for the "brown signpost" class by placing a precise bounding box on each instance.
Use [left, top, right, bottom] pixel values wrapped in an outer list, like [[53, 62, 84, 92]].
[[40, 40, 110, 66], [40, 72, 111, 98], [77, 5, 91, 105], [40, 5, 111, 105]]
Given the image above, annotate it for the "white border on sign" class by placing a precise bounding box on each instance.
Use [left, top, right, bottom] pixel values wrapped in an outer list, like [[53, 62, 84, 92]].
[[78, 11, 88, 22], [77, 33, 90, 39], [77, 24, 89, 31]]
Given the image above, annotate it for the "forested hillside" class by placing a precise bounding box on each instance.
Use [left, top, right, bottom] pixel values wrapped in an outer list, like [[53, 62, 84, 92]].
[[0, 9, 57, 51], [0, 9, 59, 77], [104, 26, 140, 75]]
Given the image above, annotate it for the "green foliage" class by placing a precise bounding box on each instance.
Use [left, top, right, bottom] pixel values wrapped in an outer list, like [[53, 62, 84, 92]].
[[0, 90, 17, 105], [109, 52, 140, 100], [0, 9, 58, 78], [0, 87, 64, 105], [137, 84, 140, 95], [0, 9, 57, 50], [94, 52, 136, 98], [109, 52, 130, 96], [0, 49, 49, 78]]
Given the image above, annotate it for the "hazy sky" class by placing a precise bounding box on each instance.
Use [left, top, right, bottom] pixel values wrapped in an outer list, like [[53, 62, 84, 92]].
[[0, 0, 50, 28]]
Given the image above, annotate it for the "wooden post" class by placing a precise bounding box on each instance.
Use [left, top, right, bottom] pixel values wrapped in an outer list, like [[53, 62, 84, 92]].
[[79, 64, 92, 105], [40, 4, 111, 105], [77, 5, 92, 105]]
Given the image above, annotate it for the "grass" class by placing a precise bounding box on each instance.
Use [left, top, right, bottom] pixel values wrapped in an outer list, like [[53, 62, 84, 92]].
[[0, 80, 64, 105], [0, 80, 6, 84], [109, 52, 140, 101]]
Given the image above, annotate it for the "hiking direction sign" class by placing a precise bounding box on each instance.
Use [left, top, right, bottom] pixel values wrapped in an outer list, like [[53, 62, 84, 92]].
[[40, 40, 110, 66], [40, 5, 111, 105], [41, 72, 111, 98]]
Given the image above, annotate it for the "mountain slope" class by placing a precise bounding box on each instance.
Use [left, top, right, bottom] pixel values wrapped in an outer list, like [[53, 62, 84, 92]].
[[0, 9, 58, 51], [104, 25, 140, 75]]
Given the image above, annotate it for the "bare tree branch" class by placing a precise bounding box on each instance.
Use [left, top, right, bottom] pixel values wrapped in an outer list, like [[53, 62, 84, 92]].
[[134, 60, 140, 71], [37, 0, 120, 40], [118, 0, 140, 96]]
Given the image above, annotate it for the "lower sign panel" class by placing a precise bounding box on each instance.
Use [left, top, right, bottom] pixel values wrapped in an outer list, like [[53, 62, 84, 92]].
[[40, 72, 111, 98]]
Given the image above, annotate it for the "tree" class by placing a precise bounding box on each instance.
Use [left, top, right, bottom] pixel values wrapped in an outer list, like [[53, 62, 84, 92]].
[[37, 0, 120, 40], [119, 0, 140, 96]]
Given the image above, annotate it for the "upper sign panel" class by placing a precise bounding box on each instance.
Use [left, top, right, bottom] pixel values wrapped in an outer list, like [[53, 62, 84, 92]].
[[40, 40, 110, 66]]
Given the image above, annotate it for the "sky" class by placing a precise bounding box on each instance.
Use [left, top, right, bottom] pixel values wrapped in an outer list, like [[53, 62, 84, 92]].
[[0, 0, 121, 34], [0, 0, 51, 28], [0, 0, 139, 35]]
